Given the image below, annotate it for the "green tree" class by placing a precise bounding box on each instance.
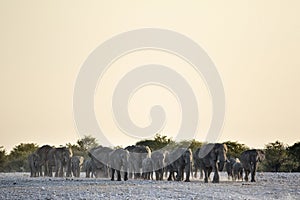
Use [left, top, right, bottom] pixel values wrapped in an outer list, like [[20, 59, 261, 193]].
[[286, 142, 300, 172], [223, 141, 249, 159], [263, 141, 288, 172], [6, 143, 39, 172], [177, 139, 203, 152], [67, 135, 99, 158], [77, 135, 99, 151], [136, 134, 175, 151], [0, 146, 7, 172]]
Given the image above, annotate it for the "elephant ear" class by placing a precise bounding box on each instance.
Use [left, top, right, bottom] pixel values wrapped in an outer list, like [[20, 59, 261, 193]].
[[198, 143, 215, 159], [257, 150, 265, 162]]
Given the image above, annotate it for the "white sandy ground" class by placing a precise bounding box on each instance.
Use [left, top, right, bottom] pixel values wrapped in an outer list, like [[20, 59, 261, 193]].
[[0, 172, 299, 200]]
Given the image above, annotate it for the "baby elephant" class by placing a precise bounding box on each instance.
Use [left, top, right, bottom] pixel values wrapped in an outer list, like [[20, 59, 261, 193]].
[[232, 160, 243, 181], [225, 158, 237, 180], [28, 153, 40, 177], [71, 156, 84, 177]]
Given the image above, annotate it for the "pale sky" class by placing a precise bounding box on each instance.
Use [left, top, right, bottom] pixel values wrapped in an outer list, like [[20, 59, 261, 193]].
[[0, 0, 299, 152]]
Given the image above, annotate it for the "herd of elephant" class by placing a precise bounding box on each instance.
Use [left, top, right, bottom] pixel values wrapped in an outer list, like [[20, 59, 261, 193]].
[[28, 143, 265, 183]]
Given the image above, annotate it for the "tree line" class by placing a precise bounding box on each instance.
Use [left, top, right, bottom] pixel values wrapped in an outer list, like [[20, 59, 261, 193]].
[[0, 134, 299, 173]]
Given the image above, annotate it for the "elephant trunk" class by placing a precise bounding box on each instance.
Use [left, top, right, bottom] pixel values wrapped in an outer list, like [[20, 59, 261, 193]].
[[185, 154, 191, 165], [218, 153, 227, 171]]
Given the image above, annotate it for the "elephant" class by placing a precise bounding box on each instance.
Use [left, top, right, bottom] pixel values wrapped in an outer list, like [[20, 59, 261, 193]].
[[71, 156, 84, 177], [83, 158, 94, 178], [198, 143, 227, 183], [28, 152, 40, 177], [193, 148, 204, 179], [46, 147, 73, 177], [35, 145, 53, 176], [125, 145, 151, 179], [166, 148, 192, 182], [88, 146, 113, 178], [151, 150, 165, 181], [142, 157, 153, 180], [109, 148, 129, 181], [232, 160, 243, 181], [224, 157, 237, 180], [240, 149, 265, 182]]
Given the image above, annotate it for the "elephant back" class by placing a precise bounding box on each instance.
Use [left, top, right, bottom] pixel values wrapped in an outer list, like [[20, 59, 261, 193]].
[[35, 145, 53, 164], [54, 147, 73, 164], [240, 149, 255, 163], [109, 148, 129, 170], [89, 146, 113, 166], [125, 145, 151, 155], [125, 145, 152, 168]]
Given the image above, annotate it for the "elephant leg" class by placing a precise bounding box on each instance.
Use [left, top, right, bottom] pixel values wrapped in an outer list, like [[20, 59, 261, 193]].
[[240, 170, 243, 181], [124, 171, 128, 181], [172, 171, 176, 180], [155, 171, 159, 181], [212, 168, 220, 183], [194, 168, 197, 178], [30, 167, 33, 177], [142, 172, 145, 179], [58, 168, 62, 177], [129, 172, 133, 179], [244, 170, 249, 182], [111, 168, 115, 181], [251, 163, 257, 182], [135, 172, 141, 179], [176, 167, 182, 181], [204, 169, 209, 183], [59, 164, 64, 177], [34, 167, 39, 177], [212, 172, 220, 183], [146, 172, 150, 180], [167, 171, 173, 181], [164, 168, 168, 178], [39, 166, 42, 177], [47, 166, 51, 177], [117, 170, 121, 181], [185, 165, 191, 182], [44, 163, 48, 177], [207, 168, 212, 181], [200, 169, 204, 179], [145, 172, 148, 180], [156, 171, 159, 180], [86, 169, 89, 178], [174, 168, 181, 181], [212, 164, 220, 183], [159, 169, 163, 180], [54, 163, 59, 177]]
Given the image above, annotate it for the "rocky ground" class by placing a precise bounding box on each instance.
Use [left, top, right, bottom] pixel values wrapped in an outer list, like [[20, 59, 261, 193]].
[[0, 172, 299, 200]]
